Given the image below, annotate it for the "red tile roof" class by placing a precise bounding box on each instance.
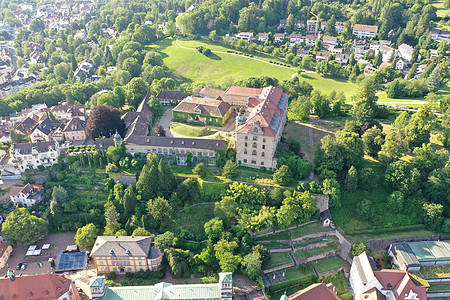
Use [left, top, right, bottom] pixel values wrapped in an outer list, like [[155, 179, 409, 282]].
[[0, 273, 80, 300], [289, 283, 339, 300], [353, 24, 378, 33], [0, 242, 9, 257], [373, 270, 427, 300], [224, 86, 262, 97]]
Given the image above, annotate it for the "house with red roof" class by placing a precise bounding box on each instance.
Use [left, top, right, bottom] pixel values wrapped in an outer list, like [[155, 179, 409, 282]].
[[236, 86, 289, 170], [282, 282, 339, 299], [350, 252, 427, 299]]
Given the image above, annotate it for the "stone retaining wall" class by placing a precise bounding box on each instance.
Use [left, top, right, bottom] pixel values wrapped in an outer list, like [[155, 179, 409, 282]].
[[293, 241, 329, 253], [366, 234, 450, 251], [294, 250, 340, 265], [263, 262, 295, 274]]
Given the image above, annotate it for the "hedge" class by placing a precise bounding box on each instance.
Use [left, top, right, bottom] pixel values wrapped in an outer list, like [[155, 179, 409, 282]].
[[344, 224, 426, 236]]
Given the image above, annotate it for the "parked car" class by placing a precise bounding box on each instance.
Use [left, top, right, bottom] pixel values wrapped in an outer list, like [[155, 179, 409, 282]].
[[21, 263, 27, 270], [16, 263, 22, 270]]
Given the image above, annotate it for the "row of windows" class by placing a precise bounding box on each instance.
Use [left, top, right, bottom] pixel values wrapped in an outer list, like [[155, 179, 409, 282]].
[[244, 136, 266, 142], [243, 159, 265, 166], [128, 147, 216, 157], [244, 142, 266, 149], [243, 150, 265, 157]]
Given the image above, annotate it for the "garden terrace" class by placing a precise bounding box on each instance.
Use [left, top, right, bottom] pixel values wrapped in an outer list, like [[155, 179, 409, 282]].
[[293, 240, 340, 261], [266, 252, 293, 269], [315, 257, 349, 274], [420, 265, 450, 278]]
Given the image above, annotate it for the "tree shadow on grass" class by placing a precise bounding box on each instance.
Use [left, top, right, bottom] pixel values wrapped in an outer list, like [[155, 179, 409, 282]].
[[299, 74, 315, 80], [206, 52, 221, 60]]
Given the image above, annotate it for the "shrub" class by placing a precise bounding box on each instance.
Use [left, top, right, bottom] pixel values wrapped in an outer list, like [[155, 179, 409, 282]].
[[106, 272, 117, 281], [106, 163, 118, 173]]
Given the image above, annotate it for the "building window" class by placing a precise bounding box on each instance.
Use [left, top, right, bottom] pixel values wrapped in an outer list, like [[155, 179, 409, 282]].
[[251, 160, 256, 164], [253, 136, 257, 141], [262, 152, 265, 157], [262, 145, 266, 149], [263, 138, 266, 142], [245, 142, 248, 147], [252, 142, 257, 148], [252, 150, 257, 156], [245, 136, 248, 140], [243, 159, 247, 163], [244, 150, 247, 154], [261, 162, 264, 165]]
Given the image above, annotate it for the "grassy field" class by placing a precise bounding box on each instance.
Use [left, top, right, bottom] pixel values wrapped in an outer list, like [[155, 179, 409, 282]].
[[168, 203, 214, 241], [285, 264, 315, 280], [293, 242, 339, 260], [267, 252, 293, 269], [290, 222, 333, 239], [428, 283, 450, 291], [296, 72, 358, 98], [315, 257, 348, 273], [170, 124, 218, 137], [155, 38, 294, 85], [433, 0, 450, 17]]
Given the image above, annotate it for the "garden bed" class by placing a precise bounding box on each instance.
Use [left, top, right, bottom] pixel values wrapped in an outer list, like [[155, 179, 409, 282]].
[[421, 265, 450, 278], [266, 252, 293, 269], [294, 242, 339, 260]]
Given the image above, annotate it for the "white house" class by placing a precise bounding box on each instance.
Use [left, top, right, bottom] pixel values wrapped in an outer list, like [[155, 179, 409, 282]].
[[352, 24, 378, 39], [258, 33, 269, 42], [74, 61, 94, 81], [289, 34, 304, 45], [9, 183, 45, 207], [349, 252, 427, 299], [296, 49, 309, 58], [335, 22, 346, 32], [273, 33, 286, 42], [235, 32, 254, 42], [430, 29, 450, 43], [305, 34, 318, 47], [10, 141, 60, 171], [395, 59, 407, 71], [397, 43, 421, 63]]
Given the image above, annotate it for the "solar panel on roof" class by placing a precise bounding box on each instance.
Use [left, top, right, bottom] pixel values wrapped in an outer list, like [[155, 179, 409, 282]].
[[55, 252, 87, 272]]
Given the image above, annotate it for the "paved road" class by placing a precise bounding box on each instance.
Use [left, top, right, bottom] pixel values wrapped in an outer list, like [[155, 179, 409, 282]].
[[158, 107, 174, 137]]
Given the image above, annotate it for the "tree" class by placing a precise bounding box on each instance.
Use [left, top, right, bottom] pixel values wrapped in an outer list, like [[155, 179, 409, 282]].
[[322, 178, 341, 208], [50, 200, 62, 216], [273, 165, 292, 186], [385, 161, 421, 196], [52, 186, 69, 203], [410, 45, 420, 64], [423, 203, 444, 230], [345, 166, 358, 192], [136, 165, 155, 200], [104, 201, 120, 235], [359, 167, 375, 190], [222, 160, 237, 179], [362, 126, 384, 157], [97, 93, 120, 107], [287, 96, 311, 122], [75, 223, 98, 248], [153, 124, 166, 137], [405, 106, 436, 149], [86, 105, 125, 138], [351, 243, 368, 257], [147, 197, 173, 223], [204, 218, 225, 242], [154, 231, 176, 250], [242, 251, 262, 279], [373, 51, 382, 68], [412, 143, 449, 174], [311, 90, 330, 118], [2, 208, 48, 246], [123, 185, 136, 214], [387, 191, 404, 213], [193, 163, 208, 178], [356, 199, 373, 221], [127, 78, 148, 109], [427, 65, 440, 92], [336, 130, 365, 168], [132, 228, 152, 236], [214, 196, 239, 226]]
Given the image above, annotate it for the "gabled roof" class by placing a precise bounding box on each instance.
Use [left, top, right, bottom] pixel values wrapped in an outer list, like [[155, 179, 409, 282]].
[[33, 118, 55, 135], [173, 96, 231, 118], [62, 117, 86, 132], [156, 90, 192, 101], [0, 273, 78, 300], [125, 136, 227, 150], [373, 270, 427, 300], [353, 24, 378, 33], [91, 236, 156, 258], [288, 283, 338, 300], [12, 141, 57, 155], [15, 117, 37, 135]]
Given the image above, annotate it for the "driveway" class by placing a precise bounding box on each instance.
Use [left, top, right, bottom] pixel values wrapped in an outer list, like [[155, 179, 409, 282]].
[[158, 107, 174, 137], [0, 232, 77, 276]]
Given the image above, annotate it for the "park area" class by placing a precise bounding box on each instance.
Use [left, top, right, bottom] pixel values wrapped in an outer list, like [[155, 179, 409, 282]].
[[170, 124, 218, 137]]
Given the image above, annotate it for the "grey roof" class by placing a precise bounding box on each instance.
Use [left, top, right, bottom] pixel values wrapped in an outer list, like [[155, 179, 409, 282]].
[[62, 117, 86, 132], [15, 117, 38, 135], [319, 209, 332, 220], [92, 137, 115, 149], [91, 236, 154, 258], [149, 245, 163, 259], [33, 118, 55, 135], [156, 90, 192, 101], [125, 135, 227, 150], [122, 112, 140, 127], [124, 115, 149, 140], [12, 141, 57, 154]]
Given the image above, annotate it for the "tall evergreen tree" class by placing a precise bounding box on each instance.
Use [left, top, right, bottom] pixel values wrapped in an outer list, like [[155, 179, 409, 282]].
[[410, 45, 420, 64], [123, 185, 136, 214], [104, 201, 120, 235], [345, 166, 358, 192], [427, 65, 440, 92], [136, 165, 154, 200]]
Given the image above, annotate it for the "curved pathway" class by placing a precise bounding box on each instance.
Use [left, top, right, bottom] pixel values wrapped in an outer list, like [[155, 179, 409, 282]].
[[175, 38, 297, 71]]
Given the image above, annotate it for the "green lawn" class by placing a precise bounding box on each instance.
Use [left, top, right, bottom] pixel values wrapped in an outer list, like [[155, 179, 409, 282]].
[[421, 265, 450, 278], [267, 252, 293, 269], [285, 264, 315, 280], [296, 72, 358, 98], [294, 242, 339, 260], [170, 124, 218, 137], [155, 38, 294, 85], [256, 230, 290, 241], [168, 203, 215, 241], [290, 222, 333, 239], [427, 283, 450, 291], [433, 0, 450, 17], [258, 241, 291, 249], [315, 257, 347, 273]]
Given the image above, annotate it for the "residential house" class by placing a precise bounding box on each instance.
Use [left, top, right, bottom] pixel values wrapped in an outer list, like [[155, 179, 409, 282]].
[[30, 118, 56, 142], [284, 283, 338, 300], [430, 29, 450, 43], [335, 22, 346, 32], [430, 49, 438, 59], [50, 104, 86, 122], [364, 65, 378, 75], [0, 242, 12, 270], [258, 33, 269, 42], [14, 117, 37, 136], [9, 183, 45, 207], [235, 32, 254, 42], [74, 61, 94, 81], [173, 96, 232, 126], [279, 20, 287, 28], [316, 51, 331, 61], [121, 95, 153, 140], [90, 236, 163, 274], [62, 117, 86, 141], [319, 209, 333, 227], [335, 53, 350, 64], [74, 30, 87, 39], [395, 58, 407, 71], [320, 21, 327, 31], [307, 20, 320, 35], [379, 44, 395, 62], [236, 86, 289, 170], [274, 33, 286, 42], [156, 90, 192, 106], [329, 46, 343, 54], [297, 20, 305, 29], [290, 34, 304, 45], [0, 273, 80, 300], [322, 35, 338, 49], [305, 34, 318, 47], [82, 272, 233, 300], [389, 241, 450, 271], [30, 50, 45, 65], [397, 43, 420, 63], [296, 49, 310, 58], [186, 4, 201, 11], [350, 252, 427, 299], [10, 141, 60, 171], [414, 64, 427, 79], [352, 24, 378, 39]]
